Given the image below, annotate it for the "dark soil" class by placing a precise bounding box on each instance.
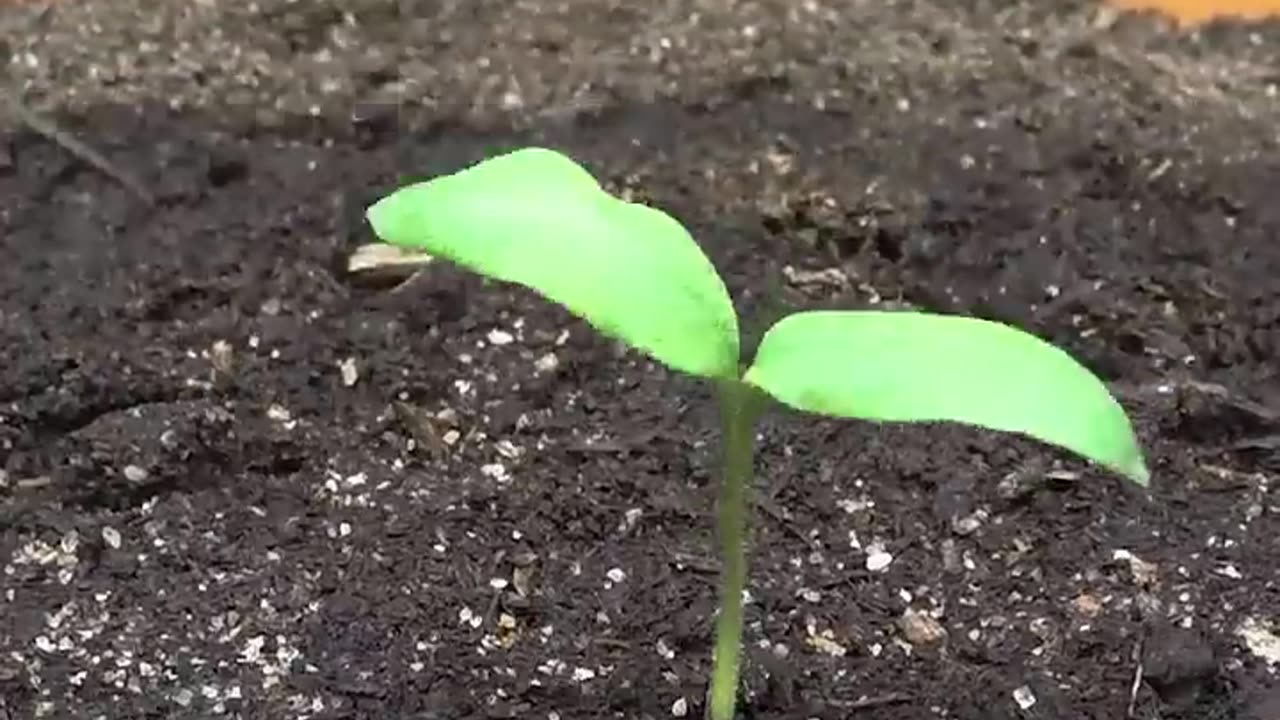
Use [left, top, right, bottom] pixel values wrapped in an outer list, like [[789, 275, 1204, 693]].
[[3, 1, 1280, 719]]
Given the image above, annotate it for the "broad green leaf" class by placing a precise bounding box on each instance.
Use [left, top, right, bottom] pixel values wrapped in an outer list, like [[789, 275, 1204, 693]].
[[366, 147, 740, 380], [743, 310, 1149, 485]]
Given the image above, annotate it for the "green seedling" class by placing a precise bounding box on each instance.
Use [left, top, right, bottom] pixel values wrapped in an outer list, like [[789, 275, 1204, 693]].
[[366, 147, 1148, 720]]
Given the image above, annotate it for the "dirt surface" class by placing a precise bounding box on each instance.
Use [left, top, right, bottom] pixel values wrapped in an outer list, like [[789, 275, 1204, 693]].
[[3, 1, 1280, 719]]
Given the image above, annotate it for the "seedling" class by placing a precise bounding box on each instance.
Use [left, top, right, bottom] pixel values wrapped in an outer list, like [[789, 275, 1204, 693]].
[[366, 147, 1148, 720]]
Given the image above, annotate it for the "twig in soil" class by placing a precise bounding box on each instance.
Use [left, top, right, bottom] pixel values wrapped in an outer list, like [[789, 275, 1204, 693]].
[[392, 401, 450, 459], [480, 549, 508, 627], [2, 87, 156, 206], [817, 568, 871, 591], [14, 475, 52, 490], [828, 692, 912, 711], [668, 551, 720, 580], [563, 428, 663, 453], [592, 637, 631, 649], [1127, 638, 1144, 718], [752, 495, 813, 546]]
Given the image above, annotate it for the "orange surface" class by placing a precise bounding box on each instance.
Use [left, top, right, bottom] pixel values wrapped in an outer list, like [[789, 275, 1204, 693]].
[[1109, 0, 1280, 25]]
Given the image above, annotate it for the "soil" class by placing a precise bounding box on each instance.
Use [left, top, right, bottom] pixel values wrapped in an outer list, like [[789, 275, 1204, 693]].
[[3, 1, 1280, 719]]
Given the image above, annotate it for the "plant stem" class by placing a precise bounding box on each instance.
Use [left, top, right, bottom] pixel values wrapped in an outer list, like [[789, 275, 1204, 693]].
[[708, 379, 763, 720]]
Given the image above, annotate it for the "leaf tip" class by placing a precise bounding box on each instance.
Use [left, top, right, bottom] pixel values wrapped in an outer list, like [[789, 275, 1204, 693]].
[[1121, 455, 1151, 488], [365, 187, 415, 248]]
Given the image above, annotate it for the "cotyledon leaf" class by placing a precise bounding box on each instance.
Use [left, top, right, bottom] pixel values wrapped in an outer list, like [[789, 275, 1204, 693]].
[[365, 147, 740, 380], [743, 310, 1149, 485]]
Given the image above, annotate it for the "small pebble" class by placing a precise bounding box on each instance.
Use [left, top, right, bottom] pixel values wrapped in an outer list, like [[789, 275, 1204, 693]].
[[1072, 593, 1102, 618], [173, 688, 194, 707], [1013, 685, 1037, 710], [866, 546, 893, 572], [338, 357, 359, 387], [210, 340, 234, 375], [899, 608, 947, 646], [534, 352, 559, 373]]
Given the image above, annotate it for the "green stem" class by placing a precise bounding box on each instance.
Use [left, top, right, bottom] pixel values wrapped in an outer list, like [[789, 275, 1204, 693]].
[[708, 379, 763, 720]]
